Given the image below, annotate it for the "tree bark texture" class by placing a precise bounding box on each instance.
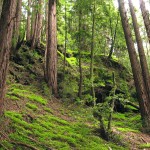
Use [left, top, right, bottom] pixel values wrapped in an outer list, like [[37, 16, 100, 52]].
[[78, 10, 83, 99], [31, 0, 43, 48], [26, 0, 31, 41], [0, 0, 3, 17], [0, 0, 17, 115], [129, 0, 150, 101], [139, 0, 150, 44], [45, 0, 58, 96], [118, 0, 150, 130]]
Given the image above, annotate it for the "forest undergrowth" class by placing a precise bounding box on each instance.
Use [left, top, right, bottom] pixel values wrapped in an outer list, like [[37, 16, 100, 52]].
[[0, 44, 150, 150]]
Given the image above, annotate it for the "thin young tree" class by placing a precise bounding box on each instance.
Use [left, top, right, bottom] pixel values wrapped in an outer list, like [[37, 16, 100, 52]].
[[0, 0, 17, 116], [90, 0, 96, 104], [118, 0, 150, 130], [78, 9, 83, 99], [45, 0, 58, 96]]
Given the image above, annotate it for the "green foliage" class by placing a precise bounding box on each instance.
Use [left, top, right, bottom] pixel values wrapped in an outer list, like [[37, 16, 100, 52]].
[[7, 85, 47, 105], [59, 76, 78, 99], [139, 143, 150, 149], [26, 103, 38, 111]]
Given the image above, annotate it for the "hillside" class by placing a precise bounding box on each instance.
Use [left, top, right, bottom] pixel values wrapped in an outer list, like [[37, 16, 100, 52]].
[[0, 44, 150, 150]]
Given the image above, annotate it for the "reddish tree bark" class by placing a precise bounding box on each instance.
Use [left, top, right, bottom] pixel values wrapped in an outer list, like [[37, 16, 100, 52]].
[[0, 0, 17, 115], [118, 0, 150, 130], [139, 0, 150, 44], [45, 0, 58, 96]]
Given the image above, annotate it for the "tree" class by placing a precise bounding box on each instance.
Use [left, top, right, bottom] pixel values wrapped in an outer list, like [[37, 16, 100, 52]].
[[118, 0, 150, 130], [26, 0, 31, 41], [129, 0, 150, 100], [13, 0, 22, 50], [0, 0, 17, 115], [90, 0, 96, 104], [31, 0, 43, 48], [45, 0, 58, 96], [0, 0, 3, 16], [139, 0, 150, 44]]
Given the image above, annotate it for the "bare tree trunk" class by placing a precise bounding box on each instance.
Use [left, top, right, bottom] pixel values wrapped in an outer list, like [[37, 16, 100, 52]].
[[108, 13, 119, 59], [90, 0, 96, 105], [139, 0, 150, 44], [36, 0, 43, 46], [118, 0, 150, 130], [31, 0, 43, 48], [78, 10, 83, 99], [31, 1, 36, 41], [129, 0, 150, 101], [45, 0, 58, 96], [63, 0, 67, 73], [0, 0, 3, 17], [26, 0, 31, 41], [0, 0, 17, 116], [11, 0, 22, 52]]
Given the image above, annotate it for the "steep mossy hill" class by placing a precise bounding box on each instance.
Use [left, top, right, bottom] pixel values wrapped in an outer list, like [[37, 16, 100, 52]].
[[0, 44, 149, 150]]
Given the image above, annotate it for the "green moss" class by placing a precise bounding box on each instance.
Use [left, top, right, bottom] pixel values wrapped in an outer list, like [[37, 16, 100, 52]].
[[117, 127, 139, 133], [139, 143, 150, 149], [44, 107, 53, 113], [26, 103, 38, 111], [27, 94, 47, 105]]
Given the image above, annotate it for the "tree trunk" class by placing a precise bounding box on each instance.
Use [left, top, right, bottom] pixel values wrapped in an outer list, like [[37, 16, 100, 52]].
[[0, 0, 17, 116], [78, 10, 83, 99], [45, 0, 58, 96], [0, 0, 3, 17], [139, 0, 150, 44], [26, 0, 31, 41], [31, 0, 43, 48], [63, 0, 67, 73], [129, 0, 150, 101], [108, 13, 119, 59], [90, 0, 96, 105], [36, 0, 43, 46], [118, 0, 150, 130]]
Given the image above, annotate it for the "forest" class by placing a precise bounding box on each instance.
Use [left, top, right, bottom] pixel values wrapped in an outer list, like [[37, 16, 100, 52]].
[[0, 0, 150, 149]]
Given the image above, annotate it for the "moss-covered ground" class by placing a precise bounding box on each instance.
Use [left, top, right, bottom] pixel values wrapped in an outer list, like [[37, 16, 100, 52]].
[[1, 82, 149, 150], [0, 83, 131, 150]]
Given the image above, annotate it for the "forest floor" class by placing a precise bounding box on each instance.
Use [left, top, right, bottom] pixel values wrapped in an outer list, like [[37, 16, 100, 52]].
[[0, 44, 150, 150], [0, 81, 149, 150]]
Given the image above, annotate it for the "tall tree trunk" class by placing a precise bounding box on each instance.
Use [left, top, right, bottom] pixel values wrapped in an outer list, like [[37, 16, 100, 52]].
[[31, 1, 35, 40], [0, 0, 17, 116], [26, 0, 31, 41], [0, 0, 3, 17], [45, 0, 58, 96], [12, 0, 22, 51], [129, 0, 150, 101], [108, 13, 119, 59], [36, 0, 43, 46], [118, 0, 150, 130], [78, 10, 83, 99], [63, 0, 67, 73], [139, 0, 150, 44], [31, 0, 43, 48], [90, 0, 96, 105]]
